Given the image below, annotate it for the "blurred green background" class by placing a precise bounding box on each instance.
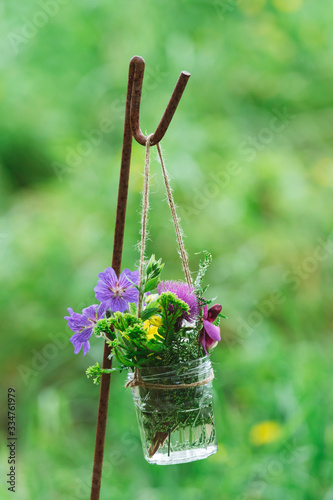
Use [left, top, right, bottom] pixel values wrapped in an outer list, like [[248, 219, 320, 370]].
[[1, 0, 333, 498]]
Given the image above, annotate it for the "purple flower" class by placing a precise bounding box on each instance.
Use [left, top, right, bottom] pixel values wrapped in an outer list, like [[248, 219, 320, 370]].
[[94, 267, 139, 314], [65, 304, 105, 356], [200, 304, 222, 355], [158, 280, 199, 322]]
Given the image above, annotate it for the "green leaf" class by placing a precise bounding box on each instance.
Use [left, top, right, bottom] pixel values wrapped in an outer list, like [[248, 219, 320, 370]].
[[144, 340, 166, 353], [113, 347, 137, 367], [158, 292, 189, 346], [145, 255, 164, 280], [86, 362, 119, 385], [140, 306, 160, 321], [93, 318, 115, 339], [194, 251, 212, 293], [144, 276, 160, 292], [129, 302, 138, 316]]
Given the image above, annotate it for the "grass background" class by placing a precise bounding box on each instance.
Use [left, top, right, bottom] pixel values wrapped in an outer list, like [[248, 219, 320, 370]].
[[0, 0, 333, 498]]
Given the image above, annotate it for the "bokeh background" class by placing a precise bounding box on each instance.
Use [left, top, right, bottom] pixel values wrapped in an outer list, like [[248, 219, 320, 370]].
[[1, 0, 333, 498]]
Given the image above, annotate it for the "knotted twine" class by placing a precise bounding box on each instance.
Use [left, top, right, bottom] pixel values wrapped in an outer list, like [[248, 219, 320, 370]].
[[126, 136, 214, 390]]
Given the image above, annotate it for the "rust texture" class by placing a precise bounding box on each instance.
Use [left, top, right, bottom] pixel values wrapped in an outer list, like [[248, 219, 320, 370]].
[[90, 55, 190, 500]]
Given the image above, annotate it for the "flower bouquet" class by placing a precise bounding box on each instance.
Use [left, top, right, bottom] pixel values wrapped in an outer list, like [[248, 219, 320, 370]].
[[65, 252, 224, 465]]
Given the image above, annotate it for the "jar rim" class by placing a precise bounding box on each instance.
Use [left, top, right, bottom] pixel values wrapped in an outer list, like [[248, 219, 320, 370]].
[[128, 355, 212, 382], [131, 355, 210, 371]]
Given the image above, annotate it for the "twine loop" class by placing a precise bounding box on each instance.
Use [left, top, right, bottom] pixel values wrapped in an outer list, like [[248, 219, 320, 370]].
[[132, 138, 201, 385], [138, 137, 193, 294]]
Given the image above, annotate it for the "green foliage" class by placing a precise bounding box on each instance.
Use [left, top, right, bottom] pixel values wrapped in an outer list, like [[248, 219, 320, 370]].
[[143, 276, 160, 292], [145, 255, 164, 280], [86, 362, 117, 384], [93, 318, 115, 340], [92, 310, 167, 370], [89, 290, 203, 375], [107, 312, 142, 333], [194, 251, 212, 294], [157, 292, 189, 345], [137, 254, 164, 296], [194, 251, 213, 308], [158, 327, 203, 365], [139, 305, 160, 322], [128, 302, 138, 316]]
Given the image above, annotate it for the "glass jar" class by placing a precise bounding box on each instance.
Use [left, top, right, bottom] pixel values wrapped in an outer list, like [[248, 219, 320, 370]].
[[127, 357, 218, 465]]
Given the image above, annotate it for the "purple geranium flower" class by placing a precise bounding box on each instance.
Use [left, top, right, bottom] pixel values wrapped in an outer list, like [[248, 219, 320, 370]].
[[65, 304, 105, 356], [158, 280, 199, 322], [200, 304, 222, 355], [94, 267, 139, 314]]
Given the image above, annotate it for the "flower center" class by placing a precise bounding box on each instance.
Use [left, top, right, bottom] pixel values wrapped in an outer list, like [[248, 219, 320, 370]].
[[110, 281, 124, 297]]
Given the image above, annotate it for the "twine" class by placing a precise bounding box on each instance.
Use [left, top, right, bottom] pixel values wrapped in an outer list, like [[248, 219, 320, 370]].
[[156, 143, 193, 287], [138, 133, 154, 316], [125, 369, 214, 390], [131, 140, 209, 391], [138, 138, 193, 293]]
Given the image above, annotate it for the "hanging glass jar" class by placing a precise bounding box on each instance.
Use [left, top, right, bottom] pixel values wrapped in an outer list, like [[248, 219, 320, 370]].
[[127, 356, 218, 465]]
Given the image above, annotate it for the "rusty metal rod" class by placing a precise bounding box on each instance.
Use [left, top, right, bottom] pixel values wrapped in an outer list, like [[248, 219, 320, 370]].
[[90, 59, 135, 500], [90, 55, 190, 499], [130, 56, 191, 145]]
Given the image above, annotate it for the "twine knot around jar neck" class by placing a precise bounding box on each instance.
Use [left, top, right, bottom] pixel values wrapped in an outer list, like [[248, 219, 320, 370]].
[[125, 366, 215, 390]]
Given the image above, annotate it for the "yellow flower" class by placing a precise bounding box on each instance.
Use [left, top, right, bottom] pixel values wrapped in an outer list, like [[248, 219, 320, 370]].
[[249, 421, 283, 446], [143, 317, 163, 340], [150, 315, 162, 327]]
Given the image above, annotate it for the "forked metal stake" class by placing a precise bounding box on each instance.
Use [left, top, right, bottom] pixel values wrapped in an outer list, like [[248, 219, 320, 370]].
[[90, 55, 190, 500]]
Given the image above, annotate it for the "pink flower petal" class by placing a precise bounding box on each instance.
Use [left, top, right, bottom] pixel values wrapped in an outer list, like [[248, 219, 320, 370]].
[[203, 305, 208, 320], [207, 304, 222, 322], [203, 319, 221, 342], [205, 336, 218, 349]]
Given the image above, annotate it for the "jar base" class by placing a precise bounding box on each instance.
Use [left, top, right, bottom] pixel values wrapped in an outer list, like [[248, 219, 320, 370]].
[[144, 444, 218, 465]]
